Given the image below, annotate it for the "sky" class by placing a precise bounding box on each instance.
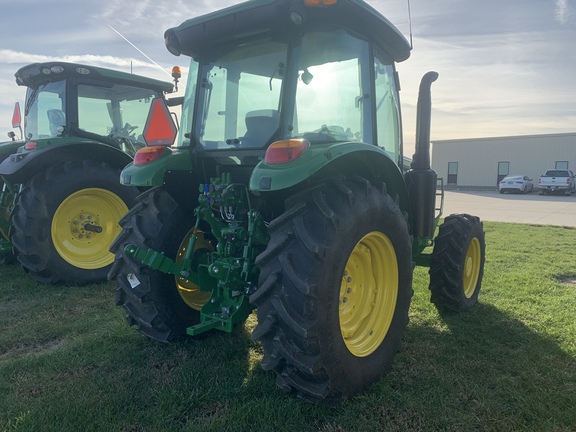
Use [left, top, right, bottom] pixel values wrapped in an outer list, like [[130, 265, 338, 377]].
[[1, 0, 575, 157]]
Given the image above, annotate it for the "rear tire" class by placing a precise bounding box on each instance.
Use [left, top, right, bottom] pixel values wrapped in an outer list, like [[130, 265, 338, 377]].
[[0, 178, 16, 264], [109, 187, 210, 342], [251, 176, 413, 402], [429, 214, 485, 311], [10, 160, 137, 284]]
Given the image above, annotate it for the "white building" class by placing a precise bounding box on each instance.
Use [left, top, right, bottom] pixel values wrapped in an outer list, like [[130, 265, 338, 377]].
[[431, 132, 576, 188]]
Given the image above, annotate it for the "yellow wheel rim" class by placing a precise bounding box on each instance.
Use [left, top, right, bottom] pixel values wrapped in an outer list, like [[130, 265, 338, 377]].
[[339, 231, 398, 358], [51, 188, 127, 269], [175, 230, 213, 310], [463, 237, 481, 298]]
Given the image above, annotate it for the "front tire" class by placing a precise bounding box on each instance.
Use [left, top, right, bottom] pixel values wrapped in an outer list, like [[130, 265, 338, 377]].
[[10, 160, 138, 284], [109, 187, 211, 342], [429, 214, 485, 311], [251, 176, 413, 402]]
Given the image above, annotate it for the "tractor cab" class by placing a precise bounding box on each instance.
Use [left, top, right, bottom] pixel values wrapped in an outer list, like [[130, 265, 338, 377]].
[[128, 0, 411, 196], [12, 62, 174, 158]]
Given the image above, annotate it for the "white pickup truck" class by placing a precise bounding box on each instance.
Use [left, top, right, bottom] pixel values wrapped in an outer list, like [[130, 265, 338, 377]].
[[538, 169, 575, 195]]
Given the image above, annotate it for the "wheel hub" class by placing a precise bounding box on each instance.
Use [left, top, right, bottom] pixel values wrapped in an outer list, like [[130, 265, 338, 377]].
[[69, 213, 102, 240]]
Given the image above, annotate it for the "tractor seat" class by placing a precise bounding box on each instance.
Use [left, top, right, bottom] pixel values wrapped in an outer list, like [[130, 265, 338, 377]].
[[241, 109, 279, 148], [47, 109, 66, 136]]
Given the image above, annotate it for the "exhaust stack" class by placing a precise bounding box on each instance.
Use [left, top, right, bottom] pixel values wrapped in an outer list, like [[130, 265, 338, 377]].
[[405, 71, 439, 239]]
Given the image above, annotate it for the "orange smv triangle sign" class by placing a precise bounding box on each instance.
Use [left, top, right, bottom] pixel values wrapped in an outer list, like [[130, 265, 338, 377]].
[[12, 102, 22, 128], [143, 98, 177, 146]]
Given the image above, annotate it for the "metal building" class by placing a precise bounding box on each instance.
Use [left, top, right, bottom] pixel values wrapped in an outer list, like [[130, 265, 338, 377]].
[[431, 132, 576, 188]]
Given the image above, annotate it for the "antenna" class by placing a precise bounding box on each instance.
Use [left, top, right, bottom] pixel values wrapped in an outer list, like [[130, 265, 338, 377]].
[[108, 25, 172, 78], [407, 0, 414, 49]]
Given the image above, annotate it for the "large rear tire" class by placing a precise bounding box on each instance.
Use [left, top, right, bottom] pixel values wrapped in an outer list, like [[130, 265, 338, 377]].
[[429, 214, 485, 311], [9, 160, 137, 284], [109, 187, 211, 342], [250, 176, 413, 402], [0, 177, 16, 264]]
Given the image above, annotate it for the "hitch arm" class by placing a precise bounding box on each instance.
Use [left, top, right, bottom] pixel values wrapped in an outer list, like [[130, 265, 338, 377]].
[[124, 244, 193, 279]]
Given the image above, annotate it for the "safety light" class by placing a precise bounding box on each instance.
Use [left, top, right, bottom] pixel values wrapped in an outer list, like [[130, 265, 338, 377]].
[[171, 66, 181, 79], [24, 141, 38, 151], [134, 146, 166, 165], [304, 0, 338, 6], [264, 139, 309, 164]]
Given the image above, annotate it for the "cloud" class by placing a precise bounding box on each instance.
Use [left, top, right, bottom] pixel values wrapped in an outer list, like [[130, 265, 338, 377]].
[[555, 0, 574, 24]]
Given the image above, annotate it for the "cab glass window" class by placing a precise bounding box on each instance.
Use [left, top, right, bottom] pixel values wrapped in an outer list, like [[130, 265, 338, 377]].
[[78, 84, 158, 155], [195, 39, 287, 149], [24, 80, 66, 139], [291, 29, 371, 144], [374, 48, 401, 163]]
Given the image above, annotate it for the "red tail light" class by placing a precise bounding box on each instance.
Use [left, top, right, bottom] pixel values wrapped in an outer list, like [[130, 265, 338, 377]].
[[264, 139, 309, 164], [134, 146, 166, 165], [24, 141, 38, 150]]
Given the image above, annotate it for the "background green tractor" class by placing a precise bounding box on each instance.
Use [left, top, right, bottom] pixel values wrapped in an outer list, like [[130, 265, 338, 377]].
[[110, 0, 486, 402], [0, 104, 26, 262], [0, 62, 175, 284]]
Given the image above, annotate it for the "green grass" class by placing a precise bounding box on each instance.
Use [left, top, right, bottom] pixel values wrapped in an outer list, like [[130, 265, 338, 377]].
[[1, 221, 575, 432]]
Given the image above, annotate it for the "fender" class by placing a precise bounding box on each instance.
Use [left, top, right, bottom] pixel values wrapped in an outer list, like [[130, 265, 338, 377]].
[[250, 141, 410, 212], [0, 139, 133, 184], [0, 140, 25, 164], [120, 147, 194, 187]]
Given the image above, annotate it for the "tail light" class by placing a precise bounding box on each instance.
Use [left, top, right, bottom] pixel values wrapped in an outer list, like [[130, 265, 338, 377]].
[[134, 146, 166, 165], [264, 139, 309, 164]]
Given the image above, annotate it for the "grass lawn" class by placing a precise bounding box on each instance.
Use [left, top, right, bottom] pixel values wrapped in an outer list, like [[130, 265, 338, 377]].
[[1, 221, 575, 432]]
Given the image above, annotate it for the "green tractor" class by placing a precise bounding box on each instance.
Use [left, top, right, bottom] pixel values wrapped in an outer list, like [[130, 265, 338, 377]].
[[110, 0, 486, 402], [0, 62, 175, 284]]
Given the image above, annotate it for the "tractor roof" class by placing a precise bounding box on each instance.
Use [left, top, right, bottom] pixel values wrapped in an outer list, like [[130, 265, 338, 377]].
[[15, 62, 174, 93], [165, 0, 411, 62]]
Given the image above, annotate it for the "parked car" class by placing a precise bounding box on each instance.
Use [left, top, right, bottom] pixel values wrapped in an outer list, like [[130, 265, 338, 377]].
[[499, 175, 534, 194]]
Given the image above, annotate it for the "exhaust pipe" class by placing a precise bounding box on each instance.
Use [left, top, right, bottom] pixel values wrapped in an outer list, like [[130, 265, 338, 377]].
[[405, 71, 439, 239]]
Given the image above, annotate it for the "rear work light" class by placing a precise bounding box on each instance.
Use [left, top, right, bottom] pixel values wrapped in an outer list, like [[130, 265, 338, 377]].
[[264, 139, 310, 164], [134, 146, 166, 165]]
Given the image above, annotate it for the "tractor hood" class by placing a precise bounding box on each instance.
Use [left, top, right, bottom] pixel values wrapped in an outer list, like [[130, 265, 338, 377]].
[[164, 0, 411, 63]]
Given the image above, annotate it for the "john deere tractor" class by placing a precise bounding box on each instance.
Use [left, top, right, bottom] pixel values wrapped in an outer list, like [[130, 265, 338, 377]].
[[110, 0, 486, 402], [0, 62, 174, 284]]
